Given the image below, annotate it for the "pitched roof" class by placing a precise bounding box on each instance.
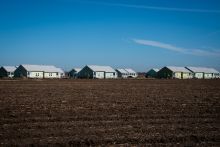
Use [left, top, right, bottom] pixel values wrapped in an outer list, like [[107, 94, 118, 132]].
[[125, 68, 137, 74], [152, 68, 159, 72], [69, 68, 81, 73], [87, 65, 116, 72], [56, 68, 65, 74], [166, 66, 191, 73], [21, 64, 63, 73], [186, 67, 219, 74], [116, 69, 128, 74], [147, 68, 159, 73], [2, 66, 17, 72], [74, 68, 81, 73]]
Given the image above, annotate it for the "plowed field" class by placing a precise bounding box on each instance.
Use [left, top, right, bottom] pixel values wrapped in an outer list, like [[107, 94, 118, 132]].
[[0, 79, 219, 146]]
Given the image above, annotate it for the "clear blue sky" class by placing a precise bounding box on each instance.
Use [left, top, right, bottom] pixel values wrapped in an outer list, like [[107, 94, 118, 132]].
[[1, 0, 220, 71]]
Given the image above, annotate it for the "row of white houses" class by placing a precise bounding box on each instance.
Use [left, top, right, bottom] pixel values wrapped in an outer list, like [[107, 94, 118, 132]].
[[0, 64, 138, 79], [0, 65, 65, 79], [146, 66, 220, 79], [1, 64, 219, 79], [69, 65, 138, 79]]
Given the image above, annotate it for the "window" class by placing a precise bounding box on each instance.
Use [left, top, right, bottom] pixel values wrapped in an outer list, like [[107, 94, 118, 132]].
[[35, 73, 40, 76], [56, 73, 58, 76], [113, 73, 115, 76]]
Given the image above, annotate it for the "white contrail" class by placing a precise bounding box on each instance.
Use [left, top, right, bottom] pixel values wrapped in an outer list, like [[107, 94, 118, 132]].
[[133, 39, 220, 57], [79, 1, 220, 14]]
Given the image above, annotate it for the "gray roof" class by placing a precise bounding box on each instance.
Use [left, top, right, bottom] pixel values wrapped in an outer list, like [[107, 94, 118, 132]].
[[166, 66, 191, 73], [69, 68, 81, 73], [56, 68, 65, 74], [150, 68, 159, 72], [116, 69, 128, 74], [125, 68, 137, 74], [2, 66, 17, 72], [87, 65, 116, 73], [21, 64, 63, 73], [186, 67, 219, 74], [74, 68, 81, 73]]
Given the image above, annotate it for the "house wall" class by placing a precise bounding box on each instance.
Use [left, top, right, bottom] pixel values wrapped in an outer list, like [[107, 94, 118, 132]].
[[173, 72, 192, 79], [158, 67, 173, 79], [69, 70, 77, 78], [174, 72, 182, 79], [44, 72, 60, 78], [122, 73, 128, 78], [0, 67, 7, 77], [116, 71, 122, 78], [14, 65, 27, 78], [122, 74, 128, 78], [146, 70, 157, 78], [116, 70, 127, 78], [105, 72, 117, 79], [193, 73, 203, 79], [28, 71, 44, 78], [182, 73, 192, 79], [204, 73, 213, 79], [95, 71, 105, 79], [78, 66, 94, 79], [213, 73, 220, 78], [117, 72, 122, 78], [8, 72, 14, 78], [128, 73, 138, 78]]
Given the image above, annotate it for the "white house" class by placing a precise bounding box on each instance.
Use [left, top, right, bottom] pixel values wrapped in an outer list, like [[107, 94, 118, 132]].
[[186, 67, 219, 79], [56, 68, 65, 78], [14, 64, 64, 79], [0, 66, 17, 78], [78, 65, 117, 79], [124, 68, 138, 78], [158, 66, 193, 79], [116, 69, 129, 78], [69, 68, 82, 78]]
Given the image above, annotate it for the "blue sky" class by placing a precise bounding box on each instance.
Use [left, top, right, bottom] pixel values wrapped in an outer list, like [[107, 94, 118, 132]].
[[0, 0, 220, 71]]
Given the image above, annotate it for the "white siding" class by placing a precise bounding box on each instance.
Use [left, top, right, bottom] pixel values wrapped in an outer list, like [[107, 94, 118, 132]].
[[122, 73, 128, 78], [204, 73, 213, 79], [194, 73, 203, 79], [93, 72, 117, 79], [105, 72, 117, 79], [44, 72, 60, 78], [8, 72, 14, 78], [213, 73, 220, 78], [129, 73, 138, 78], [182, 73, 193, 79], [174, 72, 182, 79], [28, 72, 44, 78], [95, 72, 105, 79]]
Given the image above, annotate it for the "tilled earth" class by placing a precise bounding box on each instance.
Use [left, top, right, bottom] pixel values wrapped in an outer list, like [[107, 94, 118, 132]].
[[0, 79, 219, 146]]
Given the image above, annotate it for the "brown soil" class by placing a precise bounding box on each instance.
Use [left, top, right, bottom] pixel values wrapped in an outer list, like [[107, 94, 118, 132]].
[[0, 79, 219, 146]]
